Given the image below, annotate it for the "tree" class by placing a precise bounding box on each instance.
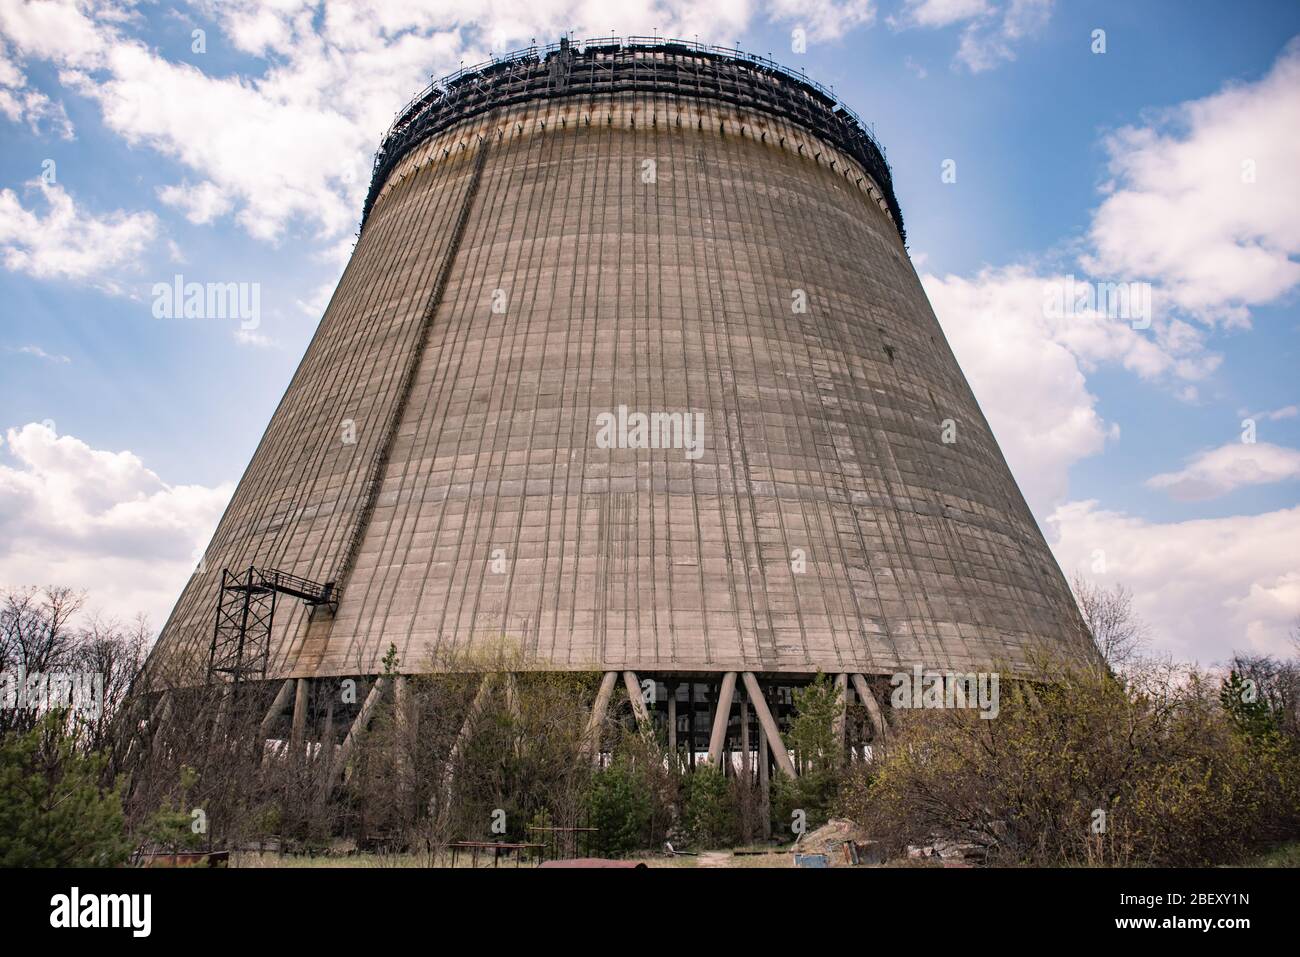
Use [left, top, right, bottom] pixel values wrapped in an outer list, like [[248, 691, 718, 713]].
[[1072, 575, 1149, 670], [841, 655, 1300, 866], [1225, 653, 1300, 742], [681, 764, 737, 848], [777, 673, 843, 831], [1220, 669, 1279, 741], [587, 758, 653, 855], [0, 712, 131, 867], [142, 765, 206, 855]]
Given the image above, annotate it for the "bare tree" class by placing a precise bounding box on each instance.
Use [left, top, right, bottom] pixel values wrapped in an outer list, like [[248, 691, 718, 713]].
[[1227, 652, 1300, 741], [1, 587, 86, 736], [1071, 575, 1149, 670], [74, 613, 150, 752]]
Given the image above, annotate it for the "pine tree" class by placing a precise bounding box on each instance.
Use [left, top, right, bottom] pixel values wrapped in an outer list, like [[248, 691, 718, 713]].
[[0, 713, 131, 867]]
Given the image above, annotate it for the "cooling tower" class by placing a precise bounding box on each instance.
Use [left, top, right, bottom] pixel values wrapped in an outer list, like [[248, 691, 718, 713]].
[[151, 38, 1093, 697]]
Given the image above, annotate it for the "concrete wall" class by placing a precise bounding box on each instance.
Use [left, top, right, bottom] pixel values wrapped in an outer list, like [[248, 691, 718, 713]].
[[151, 91, 1093, 682]]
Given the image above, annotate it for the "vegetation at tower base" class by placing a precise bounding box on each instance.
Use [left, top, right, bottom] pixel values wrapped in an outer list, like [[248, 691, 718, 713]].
[[1, 628, 1298, 867], [3, 585, 1299, 865], [0, 713, 131, 867], [841, 653, 1300, 867]]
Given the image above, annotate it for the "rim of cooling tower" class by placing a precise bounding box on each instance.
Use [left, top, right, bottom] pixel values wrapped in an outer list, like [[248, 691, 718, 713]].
[[361, 36, 905, 243]]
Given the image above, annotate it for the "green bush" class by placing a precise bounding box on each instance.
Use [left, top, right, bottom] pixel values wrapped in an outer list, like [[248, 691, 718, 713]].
[[587, 758, 653, 856], [778, 673, 844, 833], [681, 764, 738, 848], [840, 658, 1300, 866], [0, 713, 131, 867]]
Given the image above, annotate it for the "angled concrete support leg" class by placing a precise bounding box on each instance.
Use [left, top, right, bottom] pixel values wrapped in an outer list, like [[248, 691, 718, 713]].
[[333, 676, 389, 786], [667, 683, 678, 756], [394, 675, 410, 731], [758, 712, 771, 838], [259, 679, 295, 744], [832, 673, 848, 753], [740, 690, 751, 779], [320, 691, 336, 767], [707, 672, 737, 765], [1022, 682, 1042, 710], [290, 677, 310, 758], [439, 673, 496, 799], [583, 671, 619, 760], [623, 671, 651, 728], [740, 672, 796, 779], [393, 675, 413, 785], [147, 690, 174, 750], [851, 673, 888, 743]]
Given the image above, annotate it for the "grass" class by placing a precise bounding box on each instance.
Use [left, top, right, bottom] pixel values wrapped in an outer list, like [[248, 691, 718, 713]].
[[231, 847, 798, 868], [1236, 841, 1300, 867]]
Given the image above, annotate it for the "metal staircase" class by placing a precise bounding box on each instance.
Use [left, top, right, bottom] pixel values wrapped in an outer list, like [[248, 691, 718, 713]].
[[208, 567, 335, 684]]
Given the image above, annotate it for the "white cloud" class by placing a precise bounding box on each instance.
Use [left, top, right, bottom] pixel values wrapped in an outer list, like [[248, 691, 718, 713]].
[[921, 265, 1217, 512], [1082, 37, 1300, 324], [233, 327, 275, 348], [0, 0, 108, 69], [884, 0, 1051, 73], [0, 42, 73, 137], [954, 0, 1051, 73], [1146, 441, 1300, 501], [0, 36, 73, 136], [1049, 500, 1300, 661], [0, 422, 233, 626], [0, 180, 156, 286], [1252, 404, 1298, 422], [10, 344, 71, 363], [889, 0, 989, 30], [157, 180, 234, 225], [768, 0, 876, 42], [2, 0, 787, 242]]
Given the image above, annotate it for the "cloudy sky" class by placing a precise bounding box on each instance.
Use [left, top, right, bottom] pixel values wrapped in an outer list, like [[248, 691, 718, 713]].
[[0, 0, 1297, 665]]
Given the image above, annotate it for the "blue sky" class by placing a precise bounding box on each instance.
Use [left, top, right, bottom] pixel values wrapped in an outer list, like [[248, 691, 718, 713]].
[[0, 0, 1297, 664]]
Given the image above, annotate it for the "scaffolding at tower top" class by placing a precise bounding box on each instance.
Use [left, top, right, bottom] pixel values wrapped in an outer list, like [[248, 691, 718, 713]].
[[362, 36, 904, 241]]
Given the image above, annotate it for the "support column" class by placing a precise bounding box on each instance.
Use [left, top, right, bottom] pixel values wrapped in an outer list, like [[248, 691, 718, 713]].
[[259, 679, 295, 744], [740, 672, 797, 779], [394, 675, 410, 732], [1022, 682, 1042, 709], [622, 671, 651, 728], [740, 689, 751, 780], [667, 682, 677, 757], [582, 671, 619, 760], [207, 685, 233, 755], [332, 676, 389, 786], [688, 680, 696, 768], [706, 672, 737, 766], [393, 675, 412, 786], [832, 673, 848, 756], [320, 688, 335, 767], [850, 673, 888, 743], [148, 690, 173, 750], [440, 673, 496, 797], [758, 711, 771, 839], [290, 677, 310, 758]]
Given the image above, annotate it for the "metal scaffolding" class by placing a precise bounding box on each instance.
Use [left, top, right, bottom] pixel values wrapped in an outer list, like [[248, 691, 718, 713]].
[[361, 36, 905, 241], [208, 567, 336, 685]]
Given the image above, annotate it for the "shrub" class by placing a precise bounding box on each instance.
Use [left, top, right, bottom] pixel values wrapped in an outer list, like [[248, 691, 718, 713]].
[[840, 658, 1300, 866], [681, 764, 738, 848], [0, 712, 131, 867], [587, 758, 653, 856]]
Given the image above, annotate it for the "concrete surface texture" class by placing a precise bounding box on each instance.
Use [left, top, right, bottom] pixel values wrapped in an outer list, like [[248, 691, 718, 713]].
[[151, 44, 1094, 682]]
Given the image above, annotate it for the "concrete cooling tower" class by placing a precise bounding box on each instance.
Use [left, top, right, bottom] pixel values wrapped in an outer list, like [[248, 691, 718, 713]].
[[149, 38, 1094, 756]]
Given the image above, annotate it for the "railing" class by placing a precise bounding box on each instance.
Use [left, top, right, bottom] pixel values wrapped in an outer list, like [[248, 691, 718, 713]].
[[224, 567, 334, 606], [361, 35, 904, 242], [381, 36, 883, 155]]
